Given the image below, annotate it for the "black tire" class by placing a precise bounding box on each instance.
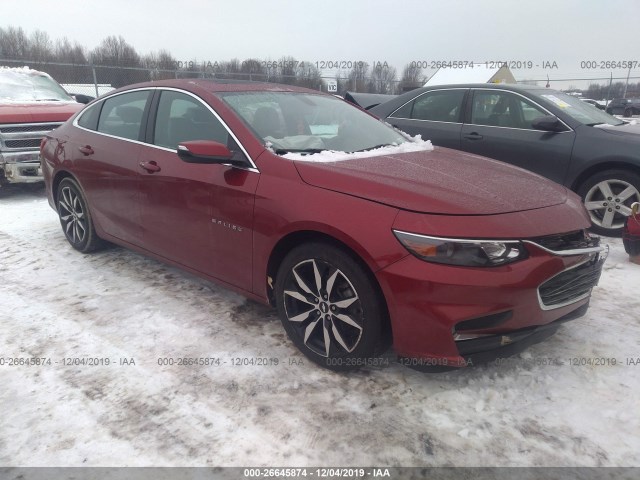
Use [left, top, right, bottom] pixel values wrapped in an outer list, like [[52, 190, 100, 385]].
[[624, 108, 633, 118], [274, 242, 387, 371], [577, 169, 640, 237], [56, 177, 103, 253]]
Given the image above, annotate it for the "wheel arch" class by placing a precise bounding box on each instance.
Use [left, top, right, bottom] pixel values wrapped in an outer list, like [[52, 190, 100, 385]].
[[570, 160, 640, 193], [265, 229, 393, 346], [52, 169, 78, 204]]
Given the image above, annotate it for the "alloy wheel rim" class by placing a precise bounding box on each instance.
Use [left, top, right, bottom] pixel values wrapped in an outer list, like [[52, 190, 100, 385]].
[[584, 179, 640, 229], [283, 259, 363, 357], [59, 186, 87, 244]]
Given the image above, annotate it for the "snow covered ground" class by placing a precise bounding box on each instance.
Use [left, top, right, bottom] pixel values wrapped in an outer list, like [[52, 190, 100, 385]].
[[1, 184, 639, 467]]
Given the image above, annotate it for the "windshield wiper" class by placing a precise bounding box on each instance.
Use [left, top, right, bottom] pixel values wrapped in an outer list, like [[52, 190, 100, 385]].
[[586, 121, 627, 127], [36, 98, 62, 102], [274, 148, 326, 155]]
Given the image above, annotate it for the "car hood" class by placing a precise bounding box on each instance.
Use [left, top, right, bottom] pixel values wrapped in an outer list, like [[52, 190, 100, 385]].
[[593, 121, 640, 137], [293, 147, 569, 215], [0, 102, 82, 124]]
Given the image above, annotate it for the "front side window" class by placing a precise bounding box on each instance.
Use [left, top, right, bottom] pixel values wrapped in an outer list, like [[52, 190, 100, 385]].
[[153, 91, 231, 149], [471, 91, 549, 130], [97, 91, 150, 141], [391, 90, 465, 123]]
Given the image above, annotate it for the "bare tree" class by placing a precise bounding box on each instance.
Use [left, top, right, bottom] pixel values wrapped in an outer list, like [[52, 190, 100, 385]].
[[0, 26, 30, 59], [55, 37, 87, 64], [91, 35, 142, 67], [29, 30, 53, 63], [368, 62, 397, 94], [240, 58, 266, 82], [90, 35, 147, 87], [296, 61, 323, 90], [399, 63, 425, 92], [143, 49, 177, 80], [275, 56, 298, 85], [347, 61, 369, 92]]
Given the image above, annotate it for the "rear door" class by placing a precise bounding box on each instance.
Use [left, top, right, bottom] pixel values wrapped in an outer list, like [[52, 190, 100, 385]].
[[386, 88, 467, 149], [460, 89, 576, 184], [70, 89, 152, 246]]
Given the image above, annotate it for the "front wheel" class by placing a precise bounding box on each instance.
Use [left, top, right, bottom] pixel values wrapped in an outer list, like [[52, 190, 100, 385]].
[[275, 243, 387, 371], [578, 170, 640, 237], [56, 177, 104, 253]]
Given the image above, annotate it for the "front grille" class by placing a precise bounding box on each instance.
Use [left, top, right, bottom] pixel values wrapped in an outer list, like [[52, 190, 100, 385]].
[[538, 258, 604, 309], [528, 230, 600, 253], [0, 124, 59, 134], [5, 139, 42, 149], [0, 122, 61, 152]]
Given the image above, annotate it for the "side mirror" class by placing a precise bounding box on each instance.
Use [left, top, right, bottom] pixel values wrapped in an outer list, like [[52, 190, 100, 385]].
[[177, 140, 246, 166], [531, 115, 564, 132], [71, 93, 94, 104]]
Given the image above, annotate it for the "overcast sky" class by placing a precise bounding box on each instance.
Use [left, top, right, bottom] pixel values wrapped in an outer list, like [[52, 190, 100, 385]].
[[3, 0, 639, 88]]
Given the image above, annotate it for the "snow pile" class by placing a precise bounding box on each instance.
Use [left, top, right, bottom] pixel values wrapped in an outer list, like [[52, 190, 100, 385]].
[[281, 135, 434, 163], [1, 187, 639, 467]]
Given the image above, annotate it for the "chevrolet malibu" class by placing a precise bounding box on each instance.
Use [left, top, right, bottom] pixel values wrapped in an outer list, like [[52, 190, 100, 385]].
[[41, 80, 606, 371]]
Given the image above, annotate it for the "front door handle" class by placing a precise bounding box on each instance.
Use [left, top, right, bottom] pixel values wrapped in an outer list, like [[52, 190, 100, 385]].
[[139, 160, 161, 173], [463, 133, 483, 140], [78, 145, 94, 155]]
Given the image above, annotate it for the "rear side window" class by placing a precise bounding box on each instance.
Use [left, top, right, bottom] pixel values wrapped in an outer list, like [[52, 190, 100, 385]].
[[153, 90, 230, 149], [97, 90, 150, 141], [391, 90, 465, 122], [77, 103, 101, 131]]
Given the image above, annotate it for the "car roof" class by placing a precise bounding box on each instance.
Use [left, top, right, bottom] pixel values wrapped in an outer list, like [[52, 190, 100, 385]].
[[411, 83, 550, 93]]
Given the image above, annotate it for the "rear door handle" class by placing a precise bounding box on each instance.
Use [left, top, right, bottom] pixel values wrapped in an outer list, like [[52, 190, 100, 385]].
[[463, 133, 483, 140], [139, 160, 161, 173], [78, 145, 94, 155]]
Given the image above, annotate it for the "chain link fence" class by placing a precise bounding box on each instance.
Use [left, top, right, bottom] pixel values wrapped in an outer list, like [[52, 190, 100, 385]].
[[2, 57, 638, 100]]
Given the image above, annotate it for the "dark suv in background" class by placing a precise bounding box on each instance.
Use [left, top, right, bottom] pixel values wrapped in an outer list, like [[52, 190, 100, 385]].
[[606, 98, 640, 117], [371, 84, 640, 236]]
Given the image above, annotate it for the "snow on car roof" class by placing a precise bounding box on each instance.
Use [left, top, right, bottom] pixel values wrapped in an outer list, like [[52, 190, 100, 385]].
[[0, 65, 52, 77]]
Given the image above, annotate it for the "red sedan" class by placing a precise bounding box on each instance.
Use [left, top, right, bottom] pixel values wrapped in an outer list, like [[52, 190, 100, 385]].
[[41, 79, 607, 371]]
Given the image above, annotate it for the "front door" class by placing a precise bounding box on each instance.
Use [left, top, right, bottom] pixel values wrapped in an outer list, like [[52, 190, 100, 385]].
[[460, 89, 576, 185], [138, 89, 258, 290]]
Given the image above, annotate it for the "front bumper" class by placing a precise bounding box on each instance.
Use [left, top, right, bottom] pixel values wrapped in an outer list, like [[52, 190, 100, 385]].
[[1, 150, 43, 184], [376, 241, 606, 368], [1, 160, 43, 183]]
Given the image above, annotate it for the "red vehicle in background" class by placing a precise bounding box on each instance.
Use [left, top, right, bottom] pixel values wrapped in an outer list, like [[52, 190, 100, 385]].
[[0, 67, 82, 185], [41, 79, 608, 371], [624, 203, 640, 263]]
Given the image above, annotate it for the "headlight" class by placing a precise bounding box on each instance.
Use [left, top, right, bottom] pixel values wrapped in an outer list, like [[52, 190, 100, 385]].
[[393, 230, 528, 267]]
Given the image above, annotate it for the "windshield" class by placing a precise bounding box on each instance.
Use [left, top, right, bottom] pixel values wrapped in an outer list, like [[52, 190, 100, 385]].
[[0, 68, 74, 102], [220, 91, 407, 153], [536, 90, 624, 126]]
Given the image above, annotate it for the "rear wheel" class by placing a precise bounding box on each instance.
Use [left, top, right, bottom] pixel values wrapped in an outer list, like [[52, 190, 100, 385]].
[[578, 170, 640, 237], [624, 108, 633, 118], [275, 243, 386, 371], [56, 177, 103, 253]]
